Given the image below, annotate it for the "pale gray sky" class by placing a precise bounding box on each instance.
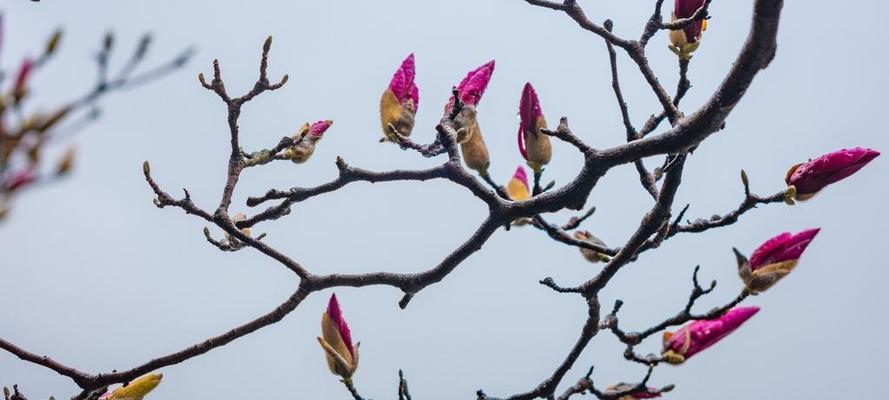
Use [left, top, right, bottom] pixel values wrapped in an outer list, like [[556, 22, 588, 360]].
[[1, 1, 887, 399]]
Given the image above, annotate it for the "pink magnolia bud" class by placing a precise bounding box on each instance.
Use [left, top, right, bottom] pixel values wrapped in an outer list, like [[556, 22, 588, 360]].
[[448, 60, 495, 110], [286, 120, 333, 164], [662, 306, 759, 364], [785, 147, 880, 200], [309, 119, 333, 137], [14, 58, 35, 100], [444, 60, 494, 144], [4, 168, 38, 192], [380, 54, 419, 141], [318, 293, 359, 378], [518, 82, 551, 172], [669, 0, 708, 59], [506, 166, 530, 202], [737, 228, 819, 294]]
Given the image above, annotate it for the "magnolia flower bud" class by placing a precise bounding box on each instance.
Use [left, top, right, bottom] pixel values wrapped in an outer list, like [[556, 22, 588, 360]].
[[380, 54, 418, 141], [785, 147, 880, 200], [518, 83, 551, 173], [446, 61, 495, 144], [284, 119, 332, 164], [449, 60, 495, 110], [736, 228, 819, 294], [506, 166, 530, 202], [101, 372, 163, 400], [13, 58, 34, 101], [318, 293, 359, 379], [460, 117, 490, 174], [573, 230, 610, 263], [668, 0, 708, 60], [662, 306, 759, 364]]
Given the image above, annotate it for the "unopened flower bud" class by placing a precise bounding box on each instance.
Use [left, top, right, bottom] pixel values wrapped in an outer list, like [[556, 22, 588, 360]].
[[785, 147, 880, 201], [736, 228, 819, 294], [102, 372, 163, 400], [506, 166, 530, 202], [518, 83, 551, 173], [13, 58, 34, 101], [662, 306, 759, 364], [285, 120, 332, 164], [668, 0, 708, 60], [380, 54, 418, 141], [445, 60, 496, 144], [318, 293, 360, 379]]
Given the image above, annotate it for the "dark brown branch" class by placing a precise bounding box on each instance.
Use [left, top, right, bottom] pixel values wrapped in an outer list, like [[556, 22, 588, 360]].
[[582, 155, 687, 295], [84, 286, 311, 388]]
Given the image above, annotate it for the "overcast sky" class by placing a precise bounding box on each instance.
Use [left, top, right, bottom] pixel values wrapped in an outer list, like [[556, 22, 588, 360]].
[[1, 1, 887, 399]]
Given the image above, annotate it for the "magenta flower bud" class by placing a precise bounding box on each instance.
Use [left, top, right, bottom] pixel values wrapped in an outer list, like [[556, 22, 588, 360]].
[[388, 53, 419, 110], [455, 60, 495, 107], [14, 58, 35, 100], [749, 228, 819, 270], [380, 53, 419, 141], [669, 0, 708, 59], [518, 82, 551, 172], [4, 168, 38, 192], [662, 306, 759, 364], [737, 228, 819, 293], [506, 165, 530, 201], [445, 60, 495, 145], [318, 293, 359, 378], [785, 147, 880, 200], [286, 120, 333, 164], [308, 119, 333, 137]]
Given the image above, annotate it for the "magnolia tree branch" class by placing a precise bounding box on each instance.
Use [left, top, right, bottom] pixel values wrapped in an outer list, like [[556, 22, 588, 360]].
[[1, 0, 799, 399]]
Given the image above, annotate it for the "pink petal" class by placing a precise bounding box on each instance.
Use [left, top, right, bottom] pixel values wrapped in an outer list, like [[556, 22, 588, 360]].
[[512, 166, 529, 190], [326, 293, 354, 356], [309, 119, 333, 137], [388, 53, 418, 109], [519, 82, 543, 135], [456, 60, 495, 106], [517, 126, 528, 160], [674, 0, 706, 43], [749, 228, 820, 270]]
